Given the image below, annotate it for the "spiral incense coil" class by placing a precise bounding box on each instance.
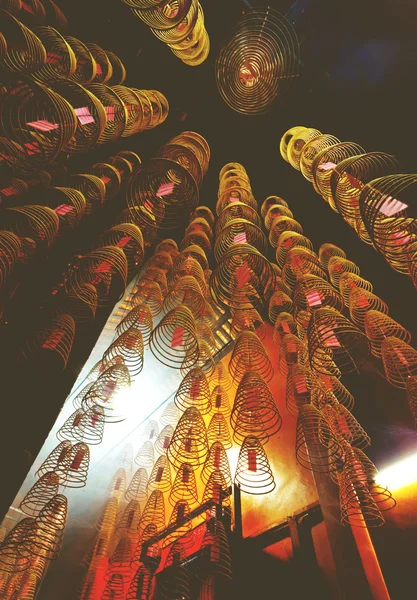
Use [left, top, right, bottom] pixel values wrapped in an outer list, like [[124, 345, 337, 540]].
[[147, 455, 172, 495], [3, 204, 59, 250], [195, 321, 217, 355], [41, 0, 67, 30], [174, 133, 209, 173], [141, 266, 168, 295], [0, 10, 46, 74], [295, 404, 343, 472], [14, 571, 38, 599], [348, 288, 388, 331], [201, 442, 232, 487], [202, 470, 230, 507], [105, 50, 126, 85], [299, 134, 341, 181], [114, 148, 142, 171], [172, 247, 209, 275], [125, 469, 148, 505], [108, 468, 127, 501], [163, 276, 206, 319], [139, 490, 166, 535], [380, 336, 417, 388], [216, 187, 257, 216], [56, 408, 88, 442], [0, 176, 29, 206], [82, 42, 112, 84], [180, 230, 211, 257], [64, 35, 96, 84], [90, 162, 122, 201], [264, 204, 294, 230], [153, 425, 174, 458], [311, 374, 354, 412], [0, 230, 20, 290], [167, 406, 208, 470], [54, 282, 98, 324], [209, 363, 234, 393], [113, 444, 133, 471], [359, 174, 417, 273], [210, 243, 274, 311], [108, 155, 134, 182], [196, 519, 232, 584], [158, 540, 190, 600], [18, 0, 46, 25], [82, 363, 131, 423], [111, 85, 148, 136], [207, 413, 232, 450], [141, 420, 159, 443], [132, 280, 163, 317], [260, 196, 288, 219], [174, 367, 211, 414], [328, 257, 360, 289], [269, 216, 304, 248], [190, 206, 214, 229], [229, 308, 265, 342], [231, 371, 282, 444], [155, 238, 179, 257], [94, 497, 119, 537], [308, 307, 370, 376], [162, 500, 195, 550], [106, 538, 134, 580], [64, 442, 90, 488], [82, 357, 124, 387], [70, 173, 105, 216], [272, 312, 298, 346], [19, 472, 59, 517], [318, 243, 346, 271], [126, 565, 153, 600], [214, 219, 267, 263], [0, 137, 28, 178], [286, 364, 313, 417], [216, 8, 298, 114], [364, 310, 411, 359], [19, 313, 75, 369], [82, 83, 126, 145], [156, 403, 179, 431], [219, 161, 247, 180], [23, 494, 67, 560], [167, 463, 198, 509], [0, 74, 77, 167], [282, 127, 321, 171], [103, 329, 144, 378], [30, 25, 76, 82], [134, 441, 154, 470], [149, 305, 199, 370], [229, 331, 274, 383], [114, 501, 142, 541], [0, 517, 34, 573], [321, 404, 370, 452], [101, 574, 126, 600], [268, 290, 293, 323], [168, 8, 209, 68], [145, 252, 173, 275], [159, 144, 204, 187], [43, 186, 86, 229], [35, 440, 71, 484], [234, 435, 275, 494], [338, 272, 373, 308], [127, 158, 199, 231], [292, 275, 344, 320], [216, 203, 261, 236], [338, 469, 385, 528]]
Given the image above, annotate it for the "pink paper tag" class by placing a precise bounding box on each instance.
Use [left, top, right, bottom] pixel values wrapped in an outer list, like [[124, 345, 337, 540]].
[[54, 204, 74, 216], [75, 107, 95, 125], [104, 106, 115, 121], [234, 232, 247, 244], [27, 120, 59, 132], [157, 182, 175, 197], [171, 327, 184, 348], [378, 195, 408, 217], [42, 329, 65, 350]]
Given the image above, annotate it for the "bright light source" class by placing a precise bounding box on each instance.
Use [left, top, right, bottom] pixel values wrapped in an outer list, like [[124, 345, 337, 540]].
[[375, 452, 417, 492]]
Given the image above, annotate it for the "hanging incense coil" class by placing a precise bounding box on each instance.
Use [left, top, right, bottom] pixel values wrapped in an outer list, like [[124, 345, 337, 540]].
[[126, 565, 153, 600], [195, 321, 217, 355], [159, 143, 204, 187], [0, 517, 34, 573], [82, 363, 131, 424], [175, 367, 211, 414], [70, 173, 105, 216], [83, 42, 112, 84], [103, 328, 144, 378], [41, 0, 67, 30], [196, 519, 232, 583], [0, 230, 20, 290], [139, 490, 166, 535], [364, 310, 411, 358], [149, 305, 199, 370], [229, 308, 265, 341], [111, 85, 148, 136], [163, 276, 206, 319], [89, 162, 121, 200], [106, 50, 126, 85], [0, 137, 27, 177], [156, 238, 179, 256], [126, 468, 148, 503], [115, 501, 142, 540], [163, 501, 194, 550], [134, 441, 154, 470], [216, 8, 298, 115], [265, 206, 294, 234], [64, 36, 96, 83], [23, 494, 67, 560], [0, 10, 46, 74], [229, 331, 274, 383], [273, 312, 298, 345], [207, 413, 232, 449], [231, 371, 282, 444], [168, 7, 210, 68], [308, 307, 370, 376], [275, 231, 313, 268], [185, 217, 212, 241], [141, 266, 168, 295], [216, 202, 262, 236], [18, 0, 46, 25], [300, 134, 341, 181], [191, 210, 214, 233], [318, 243, 346, 270], [202, 469, 230, 507], [145, 251, 173, 274], [36, 440, 71, 483], [286, 128, 322, 171], [269, 216, 303, 248], [95, 497, 119, 535], [19, 472, 59, 518], [127, 158, 199, 231], [19, 313, 75, 369], [154, 425, 174, 457], [209, 363, 234, 392], [348, 288, 388, 330], [56, 408, 86, 442], [43, 186, 86, 229], [159, 401, 181, 428], [55, 283, 98, 323], [381, 336, 417, 388], [216, 187, 257, 217], [296, 404, 343, 472], [167, 406, 208, 470], [133, 280, 163, 317], [338, 272, 373, 308], [147, 455, 172, 494], [108, 468, 127, 500], [168, 462, 199, 508], [201, 442, 232, 487], [180, 230, 211, 256], [108, 154, 135, 182], [260, 195, 289, 218], [210, 243, 274, 311], [2, 205, 59, 248], [30, 25, 76, 82], [131, 523, 160, 568], [321, 403, 370, 450], [114, 444, 133, 471], [281, 248, 327, 291], [209, 385, 231, 418], [65, 442, 90, 488], [101, 574, 126, 600], [292, 274, 344, 320], [328, 257, 360, 289], [214, 219, 267, 261], [286, 364, 313, 416], [158, 540, 190, 600], [82, 83, 126, 144], [141, 420, 160, 443], [234, 435, 275, 494], [268, 290, 293, 323], [311, 374, 354, 412], [171, 252, 208, 284]]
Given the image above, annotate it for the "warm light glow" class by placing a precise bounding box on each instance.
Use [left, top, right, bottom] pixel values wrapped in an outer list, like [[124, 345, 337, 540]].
[[375, 452, 417, 491]]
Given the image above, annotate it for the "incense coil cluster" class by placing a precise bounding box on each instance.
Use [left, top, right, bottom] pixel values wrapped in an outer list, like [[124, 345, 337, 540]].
[[22, 494, 68, 560], [275, 232, 313, 268], [229, 331, 274, 383], [216, 8, 299, 115], [103, 328, 144, 378], [207, 413, 232, 449], [122, 0, 209, 66]]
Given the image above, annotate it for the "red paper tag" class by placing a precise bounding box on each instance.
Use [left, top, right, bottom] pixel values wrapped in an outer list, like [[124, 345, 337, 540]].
[[214, 446, 221, 469], [54, 204, 74, 216], [27, 120, 59, 132], [0, 186, 17, 197], [248, 449, 257, 472], [42, 329, 66, 350], [236, 262, 250, 289], [104, 106, 114, 121], [215, 393, 222, 409], [155, 467, 164, 483], [157, 182, 175, 197], [101, 175, 111, 184], [46, 52, 62, 64], [163, 435, 170, 449], [190, 378, 201, 399], [182, 468, 190, 484], [116, 235, 132, 248], [70, 449, 84, 470], [176, 503, 185, 522], [171, 326, 184, 348], [126, 510, 135, 528], [281, 321, 291, 333]]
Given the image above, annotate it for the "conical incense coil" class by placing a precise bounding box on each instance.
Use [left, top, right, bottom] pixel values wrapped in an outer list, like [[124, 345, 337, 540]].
[[260, 195, 289, 218], [104, 50, 126, 85], [101, 573, 126, 600], [141, 420, 159, 443], [216, 202, 261, 236], [300, 134, 341, 182], [2, 205, 59, 248], [229, 331, 274, 383], [99, 224, 144, 274], [167, 406, 208, 470], [126, 468, 148, 503], [292, 274, 344, 320], [36, 440, 72, 483], [264, 204, 294, 230], [311, 374, 354, 412], [275, 231, 313, 268], [328, 257, 360, 289], [175, 367, 211, 414], [126, 564, 154, 600], [209, 243, 274, 311], [381, 336, 417, 388], [63, 443, 90, 488], [265, 268, 292, 299], [318, 243, 346, 270], [234, 435, 275, 494], [230, 308, 266, 341], [0, 517, 34, 573], [108, 468, 127, 500], [0, 136, 27, 177], [114, 444, 134, 471], [115, 501, 142, 540], [159, 401, 181, 427], [286, 364, 313, 417], [108, 155, 134, 182], [231, 371, 282, 444], [170, 132, 209, 172], [131, 523, 160, 568], [196, 321, 217, 354], [30, 26, 76, 83], [139, 490, 166, 535], [196, 519, 232, 583], [154, 425, 174, 456], [82, 83, 126, 144], [72, 406, 105, 445], [312, 141, 365, 203], [0, 73, 77, 168], [0, 177, 28, 205], [191, 209, 214, 231], [55, 283, 98, 323], [56, 408, 89, 442], [18, 313, 75, 369], [286, 127, 322, 171], [216, 8, 299, 115], [268, 290, 293, 323], [281, 248, 327, 292], [185, 217, 213, 241], [103, 328, 144, 378], [278, 333, 308, 377], [90, 162, 121, 200], [145, 251, 173, 274], [163, 276, 206, 319], [209, 363, 234, 392], [23, 494, 67, 560], [159, 541, 190, 600], [296, 404, 343, 472], [308, 307, 370, 376], [64, 35, 96, 84], [209, 385, 231, 417], [339, 272, 374, 307], [163, 500, 194, 549], [158, 137, 205, 183], [364, 310, 411, 359], [148, 455, 172, 493], [202, 470, 230, 506], [207, 413, 232, 449], [95, 497, 119, 535], [269, 216, 303, 248], [168, 462, 199, 508], [141, 266, 168, 295], [83, 531, 110, 570], [82, 363, 131, 424], [348, 288, 388, 330], [219, 161, 247, 180], [83, 42, 112, 84], [321, 404, 370, 449], [134, 442, 154, 470], [214, 219, 267, 262], [149, 305, 199, 370], [0, 10, 46, 74], [78, 569, 100, 600], [0, 230, 20, 290], [170, 254, 207, 290], [201, 442, 232, 487], [273, 312, 298, 345], [132, 280, 163, 317], [20, 472, 59, 517], [155, 238, 179, 256], [180, 231, 211, 257]]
